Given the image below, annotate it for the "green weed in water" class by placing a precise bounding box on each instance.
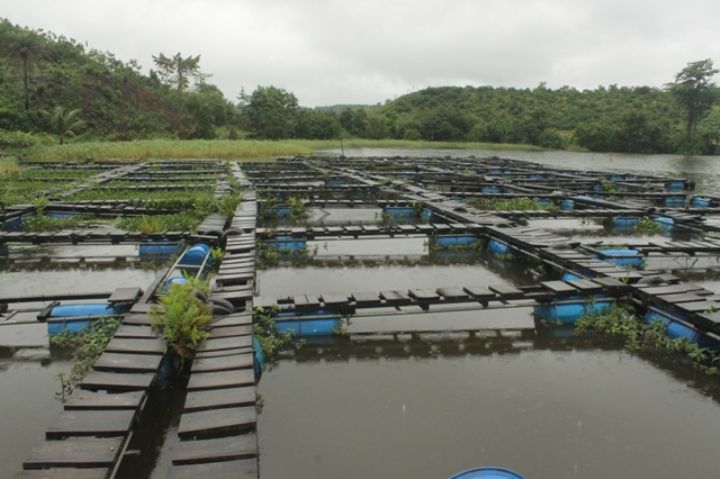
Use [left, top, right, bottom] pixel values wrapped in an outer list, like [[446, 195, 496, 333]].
[[634, 217, 662, 235]]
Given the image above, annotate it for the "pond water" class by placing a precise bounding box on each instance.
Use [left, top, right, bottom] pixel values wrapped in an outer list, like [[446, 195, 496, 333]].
[[258, 337, 720, 479], [0, 359, 70, 479]]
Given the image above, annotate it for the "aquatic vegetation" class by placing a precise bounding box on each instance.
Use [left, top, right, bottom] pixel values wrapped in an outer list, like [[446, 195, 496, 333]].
[[598, 179, 618, 192], [467, 196, 558, 211], [252, 306, 297, 368], [577, 305, 720, 375], [150, 280, 212, 361], [50, 317, 120, 401], [634, 217, 662, 234], [23, 213, 100, 232], [116, 212, 202, 233]]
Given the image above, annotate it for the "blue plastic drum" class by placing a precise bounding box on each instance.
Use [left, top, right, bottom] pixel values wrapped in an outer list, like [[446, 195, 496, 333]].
[[449, 467, 525, 479]]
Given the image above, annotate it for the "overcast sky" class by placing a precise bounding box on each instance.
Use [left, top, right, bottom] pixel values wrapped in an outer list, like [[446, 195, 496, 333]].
[[3, 0, 719, 106]]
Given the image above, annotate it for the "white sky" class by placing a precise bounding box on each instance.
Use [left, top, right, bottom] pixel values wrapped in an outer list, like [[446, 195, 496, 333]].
[[3, 0, 719, 106]]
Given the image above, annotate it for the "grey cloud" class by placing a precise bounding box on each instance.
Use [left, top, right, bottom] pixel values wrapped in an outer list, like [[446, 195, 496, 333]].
[[3, 0, 720, 106]]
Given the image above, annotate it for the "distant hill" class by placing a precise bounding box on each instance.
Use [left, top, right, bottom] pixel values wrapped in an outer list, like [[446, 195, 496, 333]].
[[314, 104, 376, 113]]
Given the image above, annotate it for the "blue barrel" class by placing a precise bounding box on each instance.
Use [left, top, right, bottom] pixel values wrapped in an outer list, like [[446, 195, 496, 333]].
[[275, 206, 292, 217], [665, 180, 685, 191], [274, 310, 341, 337], [664, 196, 684, 207], [560, 199, 574, 210], [536, 198, 552, 207], [598, 248, 644, 268], [47, 211, 79, 219], [449, 467, 525, 479], [534, 298, 613, 325], [644, 309, 719, 348], [163, 276, 188, 288], [488, 239, 511, 256], [384, 207, 417, 218], [181, 243, 210, 265], [562, 271, 582, 282], [612, 217, 639, 228], [481, 186, 501, 193], [253, 337, 266, 374], [2, 215, 25, 231], [529, 174, 543, 180], [691, 197, 711, 208], [654, 216, 673, 232], [421, 208, 433, 221], [139, 243, 180, 258], [268, 236, 307, 251], [435, 235, 479, 247], [50, 303, 127, 318], [47, 318, 92, 336]]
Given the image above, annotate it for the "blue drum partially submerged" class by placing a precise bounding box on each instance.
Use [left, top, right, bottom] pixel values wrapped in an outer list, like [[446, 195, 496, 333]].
[[449, 467, 525, 479]]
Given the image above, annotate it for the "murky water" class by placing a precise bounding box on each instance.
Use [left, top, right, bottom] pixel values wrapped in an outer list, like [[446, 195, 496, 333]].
[[258, 337, 720, 479], [0, 359, 70, 479]]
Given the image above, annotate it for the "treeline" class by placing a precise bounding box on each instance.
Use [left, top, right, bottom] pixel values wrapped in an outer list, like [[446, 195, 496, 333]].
[[0, 18, 718, 154]]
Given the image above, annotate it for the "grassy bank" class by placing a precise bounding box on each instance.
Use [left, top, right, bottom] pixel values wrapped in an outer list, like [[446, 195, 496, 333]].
[[21, 138, 543, 162]]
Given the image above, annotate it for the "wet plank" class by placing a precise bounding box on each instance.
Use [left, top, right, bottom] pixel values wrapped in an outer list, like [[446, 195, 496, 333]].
[[23, 437, 122, 469], [210, 314, 252, 328], [94, 352, 162, 373], [200, 335, 253, 352], [208, 325, 252, 338], [172, 433, 257, 465], [105, 337, 165, 355], [178, 407, 256, 439], [63, 391, 144, 410], [436, 287, 469, 300], [541, 281, 577, 294], [15, 469, 108, 479], [114, 324, 156, 338], [80, 371, 155, 391], [192, 354, 254, 373], [183, 387, 256, 412], [46, 410, 135, 439], [194, 347, 254, 359], [108, 287, 142, 304], [187, 370, 255, 391], [170, 458, 258, 479], [121, 314, 153, 326]]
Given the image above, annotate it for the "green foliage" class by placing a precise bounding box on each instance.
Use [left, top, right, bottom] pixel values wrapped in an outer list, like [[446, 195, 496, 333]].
[[23, 213, 97, 232], [210, 247, 225, 263], [598, 179, 618, 192], [116, 212, 201, 233], [577, 305, 720, 376], [252, 306, 297, 367], [635, 217, 662, 235], [467, 196, 557, 211], [666, 59, 718, 138], [32, 194, 47, 214], [243, 86, 299, 139], [150, 280, 212, 360], [152, 52, 208, 92], [50, 317, 119, 400], [0, 129, 49, 148], [41, 106, 84, 144], [288, 196, 308, 221]]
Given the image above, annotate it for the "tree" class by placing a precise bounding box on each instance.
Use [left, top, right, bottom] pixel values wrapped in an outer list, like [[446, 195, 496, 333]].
[[7, 31, 44, 110], [667, 59, 718, 137], [41, 106, 85, 144], [244, 86, 298, 139], [152, 52, 208, 92]]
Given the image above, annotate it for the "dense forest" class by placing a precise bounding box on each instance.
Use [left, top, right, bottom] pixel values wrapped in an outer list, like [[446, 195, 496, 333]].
[[0, 18, 718, 154]]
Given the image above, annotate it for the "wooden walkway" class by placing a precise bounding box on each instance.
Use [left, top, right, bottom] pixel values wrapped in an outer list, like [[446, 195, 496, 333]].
[[169, 165, 259, 479]]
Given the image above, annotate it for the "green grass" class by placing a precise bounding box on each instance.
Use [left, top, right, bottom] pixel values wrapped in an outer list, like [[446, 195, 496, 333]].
[[21, 138, 543, 162], [0, 157, 20, 175]]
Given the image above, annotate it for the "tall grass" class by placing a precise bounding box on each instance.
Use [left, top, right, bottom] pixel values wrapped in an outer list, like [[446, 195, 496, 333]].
[[0, 157, 20, 175], [22, 138, 542, 162]]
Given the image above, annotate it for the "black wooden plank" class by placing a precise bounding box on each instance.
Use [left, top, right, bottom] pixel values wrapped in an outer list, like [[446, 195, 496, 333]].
[[380, 290, 411, 304], [192, 354, 254, 373], [172, 433, 257, 465], [408, 289, 439, 301], [177, 407, 256, 439], [184, 386, 256, 412], [15, 469, 108, 479], [114, 324, 156, 338], [210, 314, 252, 328], [105, 337, 165, 355], [23, 437, 122, 469], [63, 391, 144, 411], [462, 286, 496, 301], [121, 314, 153, 326], [541, 281, 578, 294], [208, 325, 252, 338], [108, 288, 141, 304], [187, 370, 255, 391], [94, 352, 162, 373], [320, 294, 350, 306], [80, 371, 155, 392], [436, 287, 469, 300], [46, 410, 135, 439], [170, 458, 258, 479], [351, 292, 382, 307], [194, 347, 253, 359], [567, 279, 603, 292]]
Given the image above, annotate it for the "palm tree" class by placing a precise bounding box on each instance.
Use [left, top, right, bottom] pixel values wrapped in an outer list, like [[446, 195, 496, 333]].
[[8, 33, 43, 111], [42, 107, 85, 145]]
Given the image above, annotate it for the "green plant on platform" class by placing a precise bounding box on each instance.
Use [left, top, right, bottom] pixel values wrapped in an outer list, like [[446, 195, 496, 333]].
[[598, 179, 618, 192], [50, 317, 120, 400], [210, 247, 225, 263], [467, 196, 557, 212], [150, 280, 212, 361], [252, 306, 298, 368], [32, 194, 48, 214], [23, 213, 98, 232], [635, 217, 662, 235], [116, 212, 202, 234], [288, 196, 308, 222], [217, 192, 241, 217]]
